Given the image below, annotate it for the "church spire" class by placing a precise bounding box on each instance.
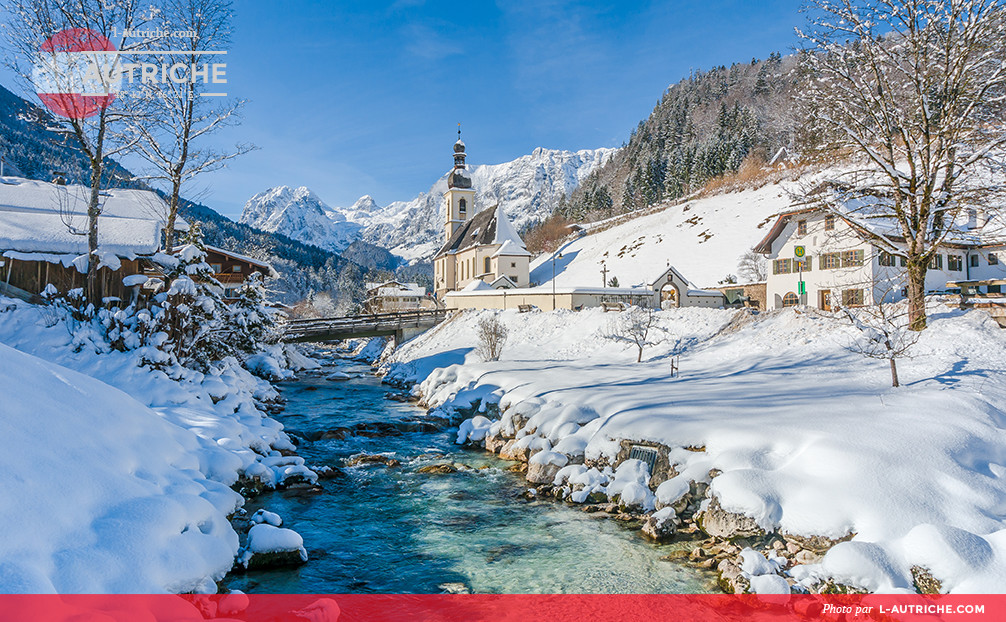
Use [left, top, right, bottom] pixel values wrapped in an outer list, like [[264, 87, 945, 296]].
[[453, 124, 467, 171]]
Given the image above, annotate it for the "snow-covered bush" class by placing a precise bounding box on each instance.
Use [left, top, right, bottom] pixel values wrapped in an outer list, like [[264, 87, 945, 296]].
[[34, 226, 285, 374]]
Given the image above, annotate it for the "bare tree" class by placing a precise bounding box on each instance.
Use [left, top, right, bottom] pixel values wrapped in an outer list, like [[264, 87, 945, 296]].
[[2, 0, 156, 304], [840, 296, 919, 387], [607, 306, 663, 363], [737, 248, 768, 282], [130, 0, 252, 252], [476, 314, 508, 362], [797, 0, 1006, 331]]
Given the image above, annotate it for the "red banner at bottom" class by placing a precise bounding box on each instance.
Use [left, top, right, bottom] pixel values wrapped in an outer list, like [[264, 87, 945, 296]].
[[0, 594, 1002, 622]]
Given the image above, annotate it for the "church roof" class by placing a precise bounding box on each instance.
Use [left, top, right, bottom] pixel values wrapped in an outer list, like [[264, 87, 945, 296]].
[[492, 239, 531, 258], [435, 204, 526, 258]]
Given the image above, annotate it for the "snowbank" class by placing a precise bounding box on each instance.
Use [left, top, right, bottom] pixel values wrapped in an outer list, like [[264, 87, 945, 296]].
[[382, 305, 1006, 593], [0, 297, 317, 593], [0, 342, 240, 593]]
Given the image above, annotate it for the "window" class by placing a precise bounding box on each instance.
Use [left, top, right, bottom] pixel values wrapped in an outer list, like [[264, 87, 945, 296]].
[[509, 275, 518, 283], [775, 258, 811, 274], [990, 284, 1002, 294], [842, 289, 865, 307], [878, 251, 896, 267], [232, 265, 242, 273], [824, 214, 835, 231], [782, 292, 799, 307], [210, 263, 222, 273], [971, 255, 980, 268], [900, 256, 908, 267], [484, 257, 491, 274], [820, 253, 841, 270], [928, 254, 943, 270], [842, 250, 865, 267], [511, 262, 517, 268], [797, 220, 808, 236], [459, 198, 467, 217], [948, 254, 963, 271], [990, 253, 999, 265]]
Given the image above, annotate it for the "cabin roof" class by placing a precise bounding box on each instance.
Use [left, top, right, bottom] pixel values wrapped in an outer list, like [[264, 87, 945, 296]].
[[0, 177, 181, 258]]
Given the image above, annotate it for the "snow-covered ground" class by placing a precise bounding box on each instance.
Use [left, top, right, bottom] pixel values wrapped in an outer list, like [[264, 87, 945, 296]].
[[382, 305, 1006, 593], [0, 297, 316, 593]]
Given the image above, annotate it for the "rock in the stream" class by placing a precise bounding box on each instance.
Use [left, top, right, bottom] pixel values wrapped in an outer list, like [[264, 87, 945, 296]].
[[641, 507, 678, 542], [417, 463, 459, 474], [438, 582, 471, 594], [314, 465, 343, 480], [251, 509, 283, 527], [326, 371, 351, 381], [484, 433, 507, 454], [345, 453, 400, 468], [238, 524, 308, 570]]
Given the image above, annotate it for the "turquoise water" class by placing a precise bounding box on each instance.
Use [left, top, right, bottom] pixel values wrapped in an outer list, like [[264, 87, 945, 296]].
[[223, 358, 716, 594]]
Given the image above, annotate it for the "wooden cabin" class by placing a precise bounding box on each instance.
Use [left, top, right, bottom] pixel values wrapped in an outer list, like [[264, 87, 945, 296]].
[[0, 177, 176, 305], [203, 245, 277, 301]]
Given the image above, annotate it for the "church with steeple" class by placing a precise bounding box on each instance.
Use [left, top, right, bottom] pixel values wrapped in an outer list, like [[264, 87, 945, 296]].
[[433, 129, 531, 299]]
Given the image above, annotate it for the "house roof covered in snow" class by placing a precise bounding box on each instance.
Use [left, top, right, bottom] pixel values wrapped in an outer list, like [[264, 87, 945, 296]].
[[753, 194, 1006, 255], [0, 177, 180, 258], [435, 203, 527, 258], [365, 280, 426, 297], [203, 244, 278, 278]]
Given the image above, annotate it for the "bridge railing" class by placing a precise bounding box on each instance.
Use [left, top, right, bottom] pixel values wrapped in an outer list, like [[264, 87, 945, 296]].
[[278, 309, 450, 336]]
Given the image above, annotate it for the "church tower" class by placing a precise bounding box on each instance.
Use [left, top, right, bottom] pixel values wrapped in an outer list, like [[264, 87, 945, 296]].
[[444, 125, 475, 242]]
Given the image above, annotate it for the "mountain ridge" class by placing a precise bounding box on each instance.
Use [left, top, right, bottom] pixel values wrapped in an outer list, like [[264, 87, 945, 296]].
[[240, 146, 617, 263]]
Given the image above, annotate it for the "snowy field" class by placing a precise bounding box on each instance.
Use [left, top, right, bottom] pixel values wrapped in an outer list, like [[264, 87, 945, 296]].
[[0, 297, 315, 593], [382, 306, 1006, 593]]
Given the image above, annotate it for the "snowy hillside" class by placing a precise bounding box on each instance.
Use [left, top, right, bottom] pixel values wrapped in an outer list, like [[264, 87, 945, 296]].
[[532, 177, 803, 290], [383, 305, 1006, 594], [240, 147, 616, 260]]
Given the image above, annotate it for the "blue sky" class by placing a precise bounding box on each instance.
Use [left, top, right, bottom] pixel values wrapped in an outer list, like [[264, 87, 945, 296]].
[[10, 1, 806, 219]]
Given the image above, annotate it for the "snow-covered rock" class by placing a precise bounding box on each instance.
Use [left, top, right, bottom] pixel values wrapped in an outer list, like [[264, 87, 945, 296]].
[[238, 524, 308, 570], [641, 507, 678, 541], [526, 450, 569, 484]]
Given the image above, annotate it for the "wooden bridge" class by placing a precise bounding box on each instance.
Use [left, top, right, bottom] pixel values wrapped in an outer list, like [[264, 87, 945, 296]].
[[280, 309, 450, 343]]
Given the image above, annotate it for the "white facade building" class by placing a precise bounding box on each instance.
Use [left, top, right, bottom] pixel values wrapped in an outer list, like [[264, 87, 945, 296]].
[[756, 206, 1006, 310]]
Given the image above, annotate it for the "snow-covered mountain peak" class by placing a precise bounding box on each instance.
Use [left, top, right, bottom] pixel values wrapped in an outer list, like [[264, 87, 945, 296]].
[[240, 185, 360, 252], [351, 195, 380, 212], [239, 146, 618, 262]]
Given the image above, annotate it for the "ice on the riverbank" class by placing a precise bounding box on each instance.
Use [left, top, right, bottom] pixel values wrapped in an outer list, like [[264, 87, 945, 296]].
[[383, 305, 1006, 593]]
